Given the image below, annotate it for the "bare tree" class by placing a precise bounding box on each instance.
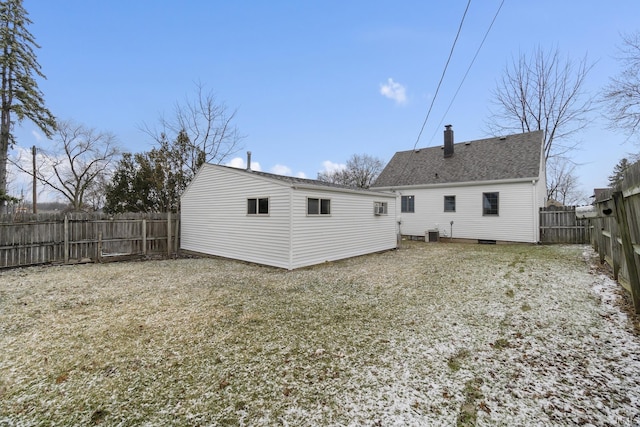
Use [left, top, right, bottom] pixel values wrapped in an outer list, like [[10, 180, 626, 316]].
[[142, 82, 244, 173], [546, 157, 587, 205], [13, 120, 121, 210], [317, 167, 350, 185], [83, 172, 110, 211], [486, 47, 594, 162], [602, 31, 640, 143], [317, 154, 384, 189]]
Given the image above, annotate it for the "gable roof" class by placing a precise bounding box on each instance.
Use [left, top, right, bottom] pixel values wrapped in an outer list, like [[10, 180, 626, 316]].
[[239, 167, 352, 189], [372, 130, 544, 188], [196, 163, 394, 197]]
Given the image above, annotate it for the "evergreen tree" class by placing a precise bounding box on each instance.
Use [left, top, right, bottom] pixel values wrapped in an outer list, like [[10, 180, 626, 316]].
[[0, 0, 56, 204], [104, 131, 205, 213], [608, 157, 630, 189]]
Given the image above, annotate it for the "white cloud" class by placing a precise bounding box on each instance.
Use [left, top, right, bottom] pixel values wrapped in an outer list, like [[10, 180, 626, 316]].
[[227, 159, 306, 178], [225, 156, 262, 171], [380, 78, 407, 105], [8, 146, 64, 202], [270, 164, 308, 178], [270, 164, 292, 176], [31, 130, 43, 142], [320, 160, 346, 174]]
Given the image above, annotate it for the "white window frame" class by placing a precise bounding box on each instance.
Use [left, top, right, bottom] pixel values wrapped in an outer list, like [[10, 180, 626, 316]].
[[444, 195, 456, 212], [401, 195, 415, 213], [247, 197, 270, 215], [307, 197, 331, 216], [482, 192, 499, 216]]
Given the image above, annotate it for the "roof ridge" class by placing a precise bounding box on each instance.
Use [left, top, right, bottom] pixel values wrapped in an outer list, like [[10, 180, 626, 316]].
[[399, 130, 544, 154], [209, 163, 364, 191]]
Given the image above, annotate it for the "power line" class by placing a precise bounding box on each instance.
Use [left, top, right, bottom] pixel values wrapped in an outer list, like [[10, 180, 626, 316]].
[[427, 0, 505, 145], [412, 0, 472, 151]]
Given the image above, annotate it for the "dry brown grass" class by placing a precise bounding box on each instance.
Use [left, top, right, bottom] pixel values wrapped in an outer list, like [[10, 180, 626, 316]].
[[1, 242, 639, 425]]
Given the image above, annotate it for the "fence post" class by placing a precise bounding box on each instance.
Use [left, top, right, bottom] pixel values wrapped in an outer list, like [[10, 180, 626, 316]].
[[611, 218, 621, 281], [174, 214, 179, 256], [97, 232, 103, 263], [64, 214, 69, 264], [612, 191, 640, 314], [142, 219, 147, 255], [167, 211, 172, 257], [597, 218, 606, 265]]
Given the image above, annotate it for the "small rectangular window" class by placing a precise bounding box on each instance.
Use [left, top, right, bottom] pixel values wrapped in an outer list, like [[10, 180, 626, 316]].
[[444, 195, 456, 212], [320, 199, 331, 215], [247, 197, 269, 215], [308, 198, 331, 215], [401, 195, 415, 213], [482, 192, 499, 216], [247, 198, 257, 214], [374, 201, 388, 215], [258, 198, 269, 214]]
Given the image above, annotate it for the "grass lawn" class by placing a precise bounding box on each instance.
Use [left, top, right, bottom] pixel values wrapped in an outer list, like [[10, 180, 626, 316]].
[[1, 242, 639, 426]]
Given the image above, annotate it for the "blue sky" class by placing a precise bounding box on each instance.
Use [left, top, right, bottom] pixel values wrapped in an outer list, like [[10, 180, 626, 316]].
[[10, 0, 640, 201]]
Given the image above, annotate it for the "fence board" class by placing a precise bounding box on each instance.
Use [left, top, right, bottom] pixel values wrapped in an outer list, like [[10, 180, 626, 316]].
[[589, 161, 640, 314], [539, 206, 590, 244], [0, 212, 179, 269]]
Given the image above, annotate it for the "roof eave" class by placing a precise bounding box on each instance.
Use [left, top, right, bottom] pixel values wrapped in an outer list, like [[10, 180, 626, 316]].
[[291, 183, 396, 198], [373, 176, 541, 191]]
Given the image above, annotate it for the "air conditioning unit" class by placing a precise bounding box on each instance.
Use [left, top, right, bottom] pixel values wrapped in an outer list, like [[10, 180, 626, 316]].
[[427, 230, 439, 242]]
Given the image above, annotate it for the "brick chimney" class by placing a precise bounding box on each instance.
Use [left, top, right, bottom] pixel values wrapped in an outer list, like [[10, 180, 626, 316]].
[[444, 125, 453, 158]]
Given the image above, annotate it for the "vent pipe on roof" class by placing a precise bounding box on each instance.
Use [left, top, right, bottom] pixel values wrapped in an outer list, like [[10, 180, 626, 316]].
[[246, 151, 252, 171], [444, 125, 454, 158]]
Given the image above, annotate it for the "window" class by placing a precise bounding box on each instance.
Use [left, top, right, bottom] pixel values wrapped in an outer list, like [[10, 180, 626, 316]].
[[374, 201, 388, 215], [444, 195, 456, 212], [482, 192, 499, 216], [308, 198, 331, 215], [247, 197, 269, 215], [401, 195, 415, 213]]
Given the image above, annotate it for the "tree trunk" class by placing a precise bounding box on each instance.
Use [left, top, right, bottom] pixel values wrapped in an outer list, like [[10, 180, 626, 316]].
[[0, 107, 10, 206]]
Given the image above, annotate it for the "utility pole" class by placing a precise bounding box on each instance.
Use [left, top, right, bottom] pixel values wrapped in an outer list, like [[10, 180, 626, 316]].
[[32, 146, 37, 214]]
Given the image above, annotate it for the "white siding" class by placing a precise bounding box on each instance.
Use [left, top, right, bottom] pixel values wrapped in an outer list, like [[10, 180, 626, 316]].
[[396, 181, 539, 243], [290, 189, 397, 269], [182, 164, 398, 269], [181, 165, 293, 269]]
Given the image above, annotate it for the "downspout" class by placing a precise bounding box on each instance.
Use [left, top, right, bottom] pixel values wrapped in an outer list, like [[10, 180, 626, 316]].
[[288, 187, 294, 269], [532, 179, 538, 243], [395, 190, 402, 246]]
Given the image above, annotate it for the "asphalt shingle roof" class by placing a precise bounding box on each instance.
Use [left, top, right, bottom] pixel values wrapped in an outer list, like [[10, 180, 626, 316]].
[[372, 130, 544, 188], [212, 164, 387, 194], [245, 168, 354, 189]]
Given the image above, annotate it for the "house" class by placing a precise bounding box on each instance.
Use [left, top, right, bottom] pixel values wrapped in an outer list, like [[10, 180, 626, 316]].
[[180, 161, 398, 269], [372, 126, 546, 243]]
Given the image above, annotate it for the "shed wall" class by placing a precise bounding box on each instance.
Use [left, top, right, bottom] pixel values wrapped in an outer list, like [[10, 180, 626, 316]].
[[290, 189, 397, 269], [181, 166, 292, 268]]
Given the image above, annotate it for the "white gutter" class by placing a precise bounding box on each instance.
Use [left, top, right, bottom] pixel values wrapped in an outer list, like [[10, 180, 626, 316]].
[[290, 184, 396, 198], [374, 177, 539, 191]]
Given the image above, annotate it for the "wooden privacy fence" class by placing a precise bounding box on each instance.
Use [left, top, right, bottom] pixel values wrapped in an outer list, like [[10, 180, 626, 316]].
[[0, 212, 180, 269], [539, 206, 590, 244], [589, 161, 640, 314]]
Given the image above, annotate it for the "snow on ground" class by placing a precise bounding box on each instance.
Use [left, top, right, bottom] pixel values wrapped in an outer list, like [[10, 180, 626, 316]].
[[0, 243, 639, 426], [335, 246, 640, 427]]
